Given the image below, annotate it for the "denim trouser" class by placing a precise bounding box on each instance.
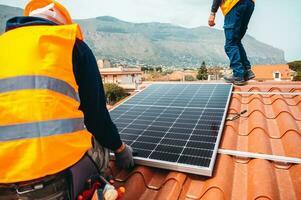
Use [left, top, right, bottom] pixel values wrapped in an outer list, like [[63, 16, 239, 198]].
[[224, 0, 255, 78]]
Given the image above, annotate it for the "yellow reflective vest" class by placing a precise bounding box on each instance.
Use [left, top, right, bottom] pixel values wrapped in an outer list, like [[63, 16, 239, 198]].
[[0, 24, 92, 183], [221, 0, 255, 16]]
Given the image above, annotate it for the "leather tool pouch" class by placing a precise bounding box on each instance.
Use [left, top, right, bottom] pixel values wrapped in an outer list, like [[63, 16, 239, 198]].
[[68, 138, 109, 199]]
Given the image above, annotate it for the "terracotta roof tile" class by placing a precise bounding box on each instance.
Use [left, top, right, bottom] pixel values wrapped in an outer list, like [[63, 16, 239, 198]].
[[109, 82, 301, 200]]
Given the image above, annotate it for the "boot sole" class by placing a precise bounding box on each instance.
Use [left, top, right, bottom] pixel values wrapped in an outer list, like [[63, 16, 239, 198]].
[[245, 75, 256, 81], [224, 79, 247, 86], [233, 81, 247, 86]]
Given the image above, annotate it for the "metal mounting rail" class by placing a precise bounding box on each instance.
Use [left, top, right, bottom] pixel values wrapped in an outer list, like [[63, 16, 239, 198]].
[[232, 91, 301, 96], [218, 149, 301, 164]]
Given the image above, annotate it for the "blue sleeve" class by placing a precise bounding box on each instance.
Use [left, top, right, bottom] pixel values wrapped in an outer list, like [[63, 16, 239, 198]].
[[211, 0, 222, 13], [72, 39, 122, 151]]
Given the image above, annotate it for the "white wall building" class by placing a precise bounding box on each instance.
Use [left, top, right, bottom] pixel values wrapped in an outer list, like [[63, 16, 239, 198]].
[[99, 66, 143, 89]]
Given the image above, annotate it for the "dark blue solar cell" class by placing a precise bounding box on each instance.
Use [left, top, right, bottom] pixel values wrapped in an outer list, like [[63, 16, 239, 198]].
[[132, 141, 157, 150], [160, 138, 187, 146], [155, 145, 183, 154], [143, 130, 166, 137], [109, 83, 232, 176], [120, 134, 138, 141], [134, 149, 152, 158], [178, 155, 211, 167], [182, 148, 213, 158], [136, 136, 161, 144], [149, 151, 179, 162], [164, 133, 190, 140]]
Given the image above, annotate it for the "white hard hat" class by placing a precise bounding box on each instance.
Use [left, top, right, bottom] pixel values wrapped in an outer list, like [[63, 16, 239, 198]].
[[29, 3, 67, 25]]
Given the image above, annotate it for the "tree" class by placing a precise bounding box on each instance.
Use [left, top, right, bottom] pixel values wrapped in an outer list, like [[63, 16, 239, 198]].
[[196, 61, 208, 80], [288, 61, 301, 72], [288, 61, 301, 81], [184, 75, 195, 81], [155, 67, 162, 72], [141, 66, 148, 72], [103, 83, 129, 105], [293, 72, 301, 81]]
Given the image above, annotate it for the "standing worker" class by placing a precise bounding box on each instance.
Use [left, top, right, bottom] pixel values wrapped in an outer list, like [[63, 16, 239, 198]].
[[208, 0, 255, 85], [0, 0, 134, 199]]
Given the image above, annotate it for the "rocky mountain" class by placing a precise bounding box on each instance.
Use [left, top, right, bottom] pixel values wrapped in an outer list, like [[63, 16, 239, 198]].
[[0, 5, 22, 32], [0, 5, 286, 67]]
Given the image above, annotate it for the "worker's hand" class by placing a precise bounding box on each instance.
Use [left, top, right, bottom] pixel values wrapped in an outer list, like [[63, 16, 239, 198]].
[[208, 13, 216, 27], [114, 143, 134, 169]]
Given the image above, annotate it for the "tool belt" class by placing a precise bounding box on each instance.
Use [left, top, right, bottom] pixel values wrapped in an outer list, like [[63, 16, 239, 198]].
[[0, 173, 69, 200], [69, 138, 110, 199]]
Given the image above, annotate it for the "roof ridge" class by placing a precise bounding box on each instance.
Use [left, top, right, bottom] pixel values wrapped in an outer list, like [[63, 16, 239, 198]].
[[224, 124, 301, 139], [228, 108, 301, 121], [245, 110, 301, 121], [233, 93, 301, 97], [234, 86, 301, 93], [231, 96, 301, 106]]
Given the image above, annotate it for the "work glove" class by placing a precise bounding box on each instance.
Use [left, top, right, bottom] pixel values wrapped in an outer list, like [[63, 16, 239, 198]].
[[115, 144, 134, 169]]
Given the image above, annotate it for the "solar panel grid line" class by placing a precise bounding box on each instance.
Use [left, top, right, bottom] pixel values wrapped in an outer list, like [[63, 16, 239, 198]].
[[123, 84, 228, 110], [109, 84, 163, 116], [132, 146, 213, 160], [120, 132, 217, 145], [129, 85, 181, 148], [136, 84, 163, 101], [111, 105, 137, 122], [148, 84, 194, 159], [123, 103, 226, 110], [176, 84, 217, 163], [122, 106, 155, 147], [133, 145, 213, 160], [121, 136, 215, 152], [120, 130, 218, 139], [112, 93, 168, 130], [110, 83, 233, 176], [116, 115, 223, 129], [116, 114, 222, 124], [114, 106, 154, 147], [125, 85, 177, 106], [208, 83, 233, 171]]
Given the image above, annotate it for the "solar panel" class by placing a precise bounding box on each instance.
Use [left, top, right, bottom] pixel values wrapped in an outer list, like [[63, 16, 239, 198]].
[[110, 83, 232, 176]]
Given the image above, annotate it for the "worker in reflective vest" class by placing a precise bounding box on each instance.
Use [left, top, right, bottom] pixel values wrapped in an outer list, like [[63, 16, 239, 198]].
[[208, 0, 255, 86], [0, 0, 134, 199]]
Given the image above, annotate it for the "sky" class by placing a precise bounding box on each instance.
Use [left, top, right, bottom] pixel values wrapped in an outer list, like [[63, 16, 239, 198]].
[[0, 0, 300, 62]]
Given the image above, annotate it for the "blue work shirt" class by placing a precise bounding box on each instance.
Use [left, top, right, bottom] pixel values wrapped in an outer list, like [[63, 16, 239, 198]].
[[211, 0, 222, 13], [5, 16, 122, 151]]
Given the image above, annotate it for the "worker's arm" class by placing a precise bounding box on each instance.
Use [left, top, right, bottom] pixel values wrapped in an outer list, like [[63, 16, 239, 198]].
[[208, 0, 222, 27], [211, 0, 222, 13], [72, 39, 122, 151]]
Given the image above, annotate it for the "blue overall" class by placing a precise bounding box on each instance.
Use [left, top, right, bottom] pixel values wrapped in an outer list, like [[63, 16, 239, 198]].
[[224, 0, 255, 78]]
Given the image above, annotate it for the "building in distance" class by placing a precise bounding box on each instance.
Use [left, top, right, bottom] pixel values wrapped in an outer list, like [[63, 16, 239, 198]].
[[98, 59, 143, 90], [252, 64, 294, 82]]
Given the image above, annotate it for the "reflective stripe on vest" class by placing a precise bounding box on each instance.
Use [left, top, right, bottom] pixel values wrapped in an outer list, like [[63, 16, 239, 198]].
[[0, 75, 80, 102], [0, 118, 85, 141], [0, 24, 92, 183]]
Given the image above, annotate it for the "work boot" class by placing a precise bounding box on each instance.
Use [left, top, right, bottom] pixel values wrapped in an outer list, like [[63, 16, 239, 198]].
[[223, 75, 246, 86], [245, 69, 255, 81]]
